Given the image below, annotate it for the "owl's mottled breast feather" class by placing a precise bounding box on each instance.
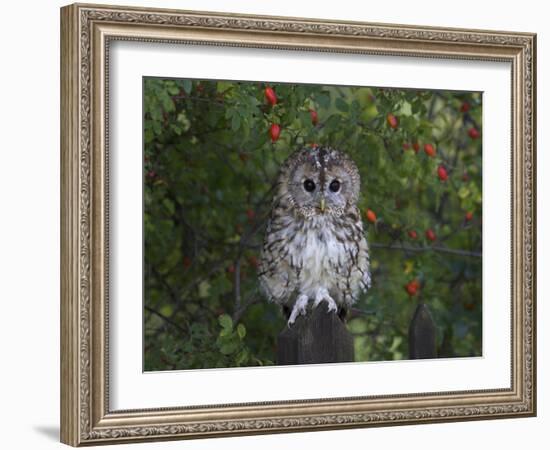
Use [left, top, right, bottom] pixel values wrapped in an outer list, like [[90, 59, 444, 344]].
[[259, 202, 370, 307]]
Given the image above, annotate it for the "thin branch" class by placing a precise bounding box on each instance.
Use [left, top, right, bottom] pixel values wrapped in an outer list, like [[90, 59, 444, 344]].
[[172, 94, 225, 107], [168, 257, 229, 321], [349, 307, 377, 317], [145, 305, 187, 335], [232, 289, 261, 323], [370, 242, 481, 258]]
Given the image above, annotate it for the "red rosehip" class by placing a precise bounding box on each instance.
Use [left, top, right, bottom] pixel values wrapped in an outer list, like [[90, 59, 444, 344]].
[[365, 209, 377, 223], [468, 127, 480, 139], [426, 229, 437, 242], [405, 279, 420, 297], [408, 230, 418, 240], [269, 123, 281, 142], [424, 143, 436, 157], [402, 142, 411, 151], [465, 211, 474, 221], [227, 264, 235, 274], [183, 256, 192, 269], [462, 172, 470, 182], [246, 208, 255, 223], [386, 113, 398, 129], [264, 87, 277, 106], [412, 142, 420, 153], [309, 109, 319, 125], [438, 165, 449, 182], [405, 284, 416, 296], [460, 102, 470, 113]]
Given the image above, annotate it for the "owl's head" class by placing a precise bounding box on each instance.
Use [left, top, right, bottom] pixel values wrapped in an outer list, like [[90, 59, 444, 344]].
[[280, 146, 360, 218]]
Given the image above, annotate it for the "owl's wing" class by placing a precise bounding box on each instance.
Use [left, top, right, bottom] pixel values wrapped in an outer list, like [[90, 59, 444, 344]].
[[258, 214, 296, 306], [355, 215, 372, 294], [338, 207, 371, 307], [358, 235, 372, 292]]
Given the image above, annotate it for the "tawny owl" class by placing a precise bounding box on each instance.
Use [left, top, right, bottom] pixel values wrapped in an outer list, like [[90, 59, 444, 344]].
[[258, 146, 371, 325]]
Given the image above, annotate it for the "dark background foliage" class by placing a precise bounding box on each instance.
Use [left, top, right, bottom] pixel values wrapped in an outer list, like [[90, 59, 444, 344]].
[[143, 77, 482, 371]]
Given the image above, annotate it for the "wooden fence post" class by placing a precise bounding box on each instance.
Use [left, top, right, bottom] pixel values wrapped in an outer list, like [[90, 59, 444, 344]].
[[277, 304, 354, 365], [408, 303, 437, 359]]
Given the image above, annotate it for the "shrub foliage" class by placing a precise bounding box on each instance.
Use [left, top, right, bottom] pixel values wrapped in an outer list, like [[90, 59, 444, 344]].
[[143, 78, 482, 370]]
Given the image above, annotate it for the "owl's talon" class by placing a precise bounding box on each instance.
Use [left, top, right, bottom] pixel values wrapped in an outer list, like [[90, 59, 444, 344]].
[[313, 288, 338, 313], [288, 294, 309, 326]]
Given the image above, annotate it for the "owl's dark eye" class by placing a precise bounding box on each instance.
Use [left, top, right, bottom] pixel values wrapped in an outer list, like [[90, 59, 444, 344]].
[[303, 179, 316, 192], [329, 179, 341, 192]]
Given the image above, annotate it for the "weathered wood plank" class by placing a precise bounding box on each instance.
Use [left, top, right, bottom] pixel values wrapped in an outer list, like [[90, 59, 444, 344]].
[[408, 303, 437, 359], [277, 305, 354, 365]]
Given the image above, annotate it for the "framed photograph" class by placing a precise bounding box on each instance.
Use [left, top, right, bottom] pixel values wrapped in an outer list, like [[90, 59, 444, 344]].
[[60, 3, 537, 446]]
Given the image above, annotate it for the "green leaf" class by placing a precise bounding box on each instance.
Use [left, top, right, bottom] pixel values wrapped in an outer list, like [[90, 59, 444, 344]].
[[237, 323, 246, 339], [167, 83, 180, 95], [235, 349, 249, 365], [335, 97, 349, 112], [218, 327, 232, 338], [198, 281, 210, 298], [182, 79, 192, 94], [231, 114, 241, 131], [323, 114, 342, 132], [458, 186, 470, 199], [162, 198, 175, 215], [219, 340, 239, 355], [316, 92, 331, 109], [218, 314, 233, 331], [217, 81, 234, 93]]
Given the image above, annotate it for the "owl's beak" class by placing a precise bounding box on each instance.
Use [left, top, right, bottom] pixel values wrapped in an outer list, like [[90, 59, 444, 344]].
[[320, 197, 326, 213]]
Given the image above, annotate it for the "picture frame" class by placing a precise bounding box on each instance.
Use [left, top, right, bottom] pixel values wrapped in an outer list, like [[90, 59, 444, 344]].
[[60, 2, 536, 446]]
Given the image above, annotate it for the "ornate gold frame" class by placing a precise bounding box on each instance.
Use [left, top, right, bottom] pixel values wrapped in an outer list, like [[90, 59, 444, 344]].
[[60, 3, 537, 446]]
